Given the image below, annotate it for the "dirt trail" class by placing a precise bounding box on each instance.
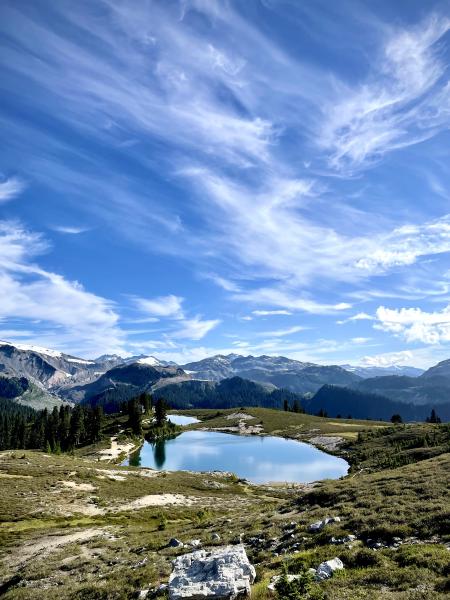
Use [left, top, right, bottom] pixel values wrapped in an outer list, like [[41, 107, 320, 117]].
[[98, 437, 136, 461], [5, 528, 108, 569]]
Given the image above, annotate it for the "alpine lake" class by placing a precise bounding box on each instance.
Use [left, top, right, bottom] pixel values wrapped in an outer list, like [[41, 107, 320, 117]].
[[122, 414, 349, 484]]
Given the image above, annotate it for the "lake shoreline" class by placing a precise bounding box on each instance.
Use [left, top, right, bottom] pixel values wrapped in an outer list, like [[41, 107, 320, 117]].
[[120, 422, 349, 484]]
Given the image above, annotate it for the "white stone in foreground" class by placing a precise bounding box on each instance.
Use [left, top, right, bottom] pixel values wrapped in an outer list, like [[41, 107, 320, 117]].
[[169, 545, 256, 599], [315, 557, 344, 581]]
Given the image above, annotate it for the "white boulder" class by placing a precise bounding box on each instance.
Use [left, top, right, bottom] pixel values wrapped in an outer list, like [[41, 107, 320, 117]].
[[308, 516, 341, 533], [169, 545, 256, 600], [315, 557, 344, 581]]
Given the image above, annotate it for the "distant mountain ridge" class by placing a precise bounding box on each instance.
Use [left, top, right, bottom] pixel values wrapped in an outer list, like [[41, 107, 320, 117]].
[[182, 354, 361, 393], [0, 341, 448, 419], [341, 364, 424, 378]]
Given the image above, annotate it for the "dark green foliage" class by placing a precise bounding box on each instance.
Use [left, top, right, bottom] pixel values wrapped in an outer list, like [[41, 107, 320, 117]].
[[275, 564, 323, 600], [154, 397, 168, 426], [426, 408, 442, 423], [153, 377, 303, 410], [0, 402, 106, 451], [127, 398, 142, 436], [0, 398, 35, 450], [307, 384, 450, 421], [0, 375, 29, 399], [349, 422, 450, 470], [139, 392, 152, 414], [391, 413, 402, 423]]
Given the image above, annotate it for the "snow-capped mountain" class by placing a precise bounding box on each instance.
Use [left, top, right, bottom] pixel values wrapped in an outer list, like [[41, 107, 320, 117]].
[[182, 354, 360, 394], [0, 341, 102, 389], [342, 364, 424, 378]]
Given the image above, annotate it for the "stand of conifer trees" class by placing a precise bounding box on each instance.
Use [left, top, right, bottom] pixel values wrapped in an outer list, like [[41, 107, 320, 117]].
[[0, 403, 104, 452]]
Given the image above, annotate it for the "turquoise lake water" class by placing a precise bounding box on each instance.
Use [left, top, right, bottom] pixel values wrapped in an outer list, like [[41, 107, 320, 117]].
[[122, 428, 348, 484]]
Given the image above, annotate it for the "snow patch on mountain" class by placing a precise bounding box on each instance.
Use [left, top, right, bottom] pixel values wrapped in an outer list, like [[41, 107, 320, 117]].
[[136, 356, 162, 366], [0, 340, 63, 358]]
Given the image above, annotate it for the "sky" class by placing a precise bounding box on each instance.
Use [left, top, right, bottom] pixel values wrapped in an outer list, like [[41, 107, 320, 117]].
[[1, 0, 450, 367]]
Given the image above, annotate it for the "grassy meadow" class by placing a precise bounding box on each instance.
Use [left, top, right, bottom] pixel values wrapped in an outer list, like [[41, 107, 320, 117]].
[[0, 408, 448, 599]]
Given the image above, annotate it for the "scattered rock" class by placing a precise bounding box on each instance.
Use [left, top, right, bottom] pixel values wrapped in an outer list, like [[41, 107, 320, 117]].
[[331, 534, 356, 544], [169, 538, 184, 548], [190, 539, 201, 548], [169, 545, 255, 599], [211, 533, 221, 541], [315, 557, 344, 581], [308, 436, 344, 451], [308, 516, 341, 533]]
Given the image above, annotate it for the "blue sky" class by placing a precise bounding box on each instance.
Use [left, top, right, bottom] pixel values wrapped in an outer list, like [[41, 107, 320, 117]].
[[1, 0, 450, 366]]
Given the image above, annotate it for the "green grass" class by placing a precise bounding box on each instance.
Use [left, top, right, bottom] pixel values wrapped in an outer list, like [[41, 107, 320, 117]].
[[179, 406, 387, 439]]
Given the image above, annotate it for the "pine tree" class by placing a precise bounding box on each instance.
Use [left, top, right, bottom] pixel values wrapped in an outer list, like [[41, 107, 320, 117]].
[[128, 399, 142, 436], [139, 392, 152, 415], [391, 414, 403, 424], [154, 398, 167, 426]]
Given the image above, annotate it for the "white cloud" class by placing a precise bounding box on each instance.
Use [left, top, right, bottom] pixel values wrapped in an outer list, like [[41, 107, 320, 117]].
[[134, 295, 185, 319], [358, 350, 414, 368], [0, 177, 25, 204], [0, 221, 124, 356], [351, 337, 371, 344], [355, 216, 450, 271], [375, 304, 450, 344], [51, 225, 90, 234], [235, 287, 351, 314], [171, 316, 221, 341], [319, 15, 450, 172], [134, 295, 220, 341], [337, 312, 375, 324], [257, 325, 306, 338], [252, 309, 292, 316]]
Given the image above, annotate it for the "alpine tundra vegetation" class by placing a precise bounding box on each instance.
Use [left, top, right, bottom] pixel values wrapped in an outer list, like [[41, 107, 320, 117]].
[[1, 0, 450, 598]]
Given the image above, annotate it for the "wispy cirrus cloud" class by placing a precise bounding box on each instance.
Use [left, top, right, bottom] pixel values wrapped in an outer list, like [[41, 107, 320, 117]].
[[256, 325, 307, 338], [0, 177, 25, 204], [1, 1, 450, 365], [51, 225, 91, 235], [134, 294, 220, 341], [319, 15, 450, 173], [0, 221, 125, 357], [252, 310, 292, 316]]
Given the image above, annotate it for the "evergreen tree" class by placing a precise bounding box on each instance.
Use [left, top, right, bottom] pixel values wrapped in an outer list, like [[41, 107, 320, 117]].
[[426, 409, 441, 424], [69, 405, 85, 447], [154, 398, 168, 426], [128, 399, 142, 436], [91, 406, 103, 442], [391, 414, 403, 424], [292, 399, 301, 413], [283, 399, 289, 412], [139, 392, 152, 414]]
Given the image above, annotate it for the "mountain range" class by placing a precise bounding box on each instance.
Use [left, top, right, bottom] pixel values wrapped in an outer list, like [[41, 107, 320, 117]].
[[0, 341, 448, 421]]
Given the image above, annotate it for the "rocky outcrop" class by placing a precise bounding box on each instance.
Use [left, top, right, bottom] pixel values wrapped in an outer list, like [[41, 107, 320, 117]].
[[169, 545, 255, 599], [308, 516, 341, 532], [315, 557, 344, 580]]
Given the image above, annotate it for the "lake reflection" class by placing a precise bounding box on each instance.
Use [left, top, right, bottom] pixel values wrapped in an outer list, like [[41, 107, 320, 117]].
[[123, 430, 348, 483]]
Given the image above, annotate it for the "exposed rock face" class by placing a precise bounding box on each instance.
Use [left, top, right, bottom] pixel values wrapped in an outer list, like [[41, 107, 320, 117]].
[[182, 354, 361, 394], [169, 545, 256, 600]]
